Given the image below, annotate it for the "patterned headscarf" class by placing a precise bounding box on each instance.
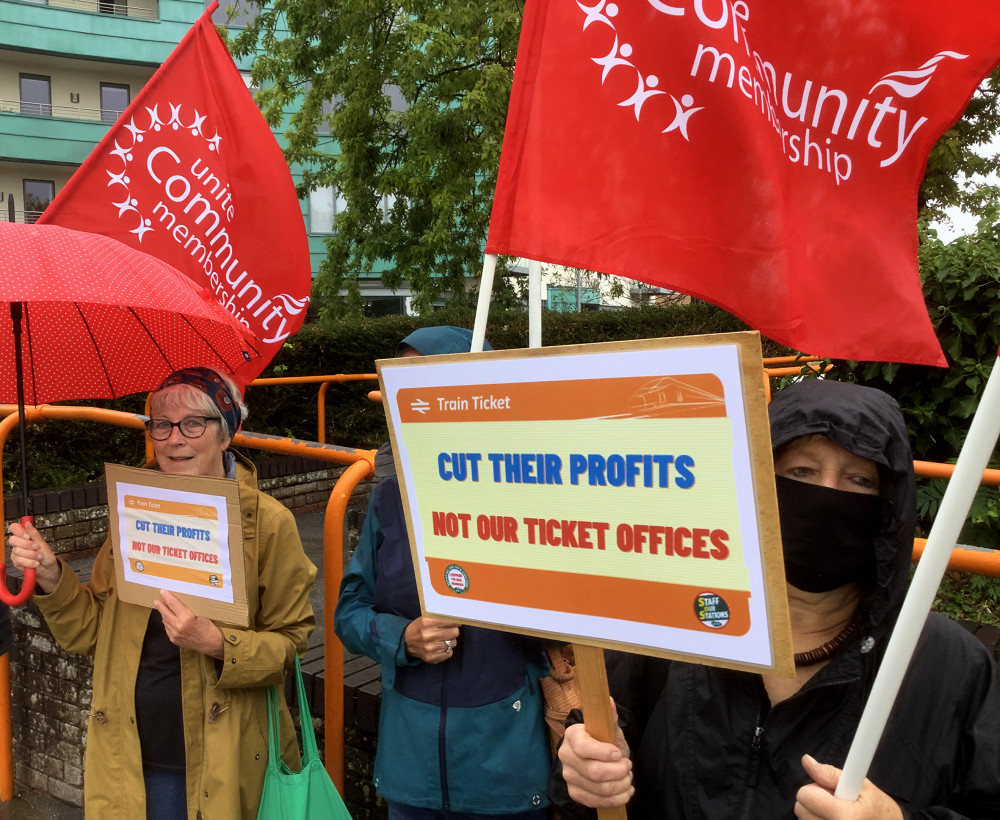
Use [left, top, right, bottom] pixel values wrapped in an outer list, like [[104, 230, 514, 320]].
[[156, 367, 242, 437]]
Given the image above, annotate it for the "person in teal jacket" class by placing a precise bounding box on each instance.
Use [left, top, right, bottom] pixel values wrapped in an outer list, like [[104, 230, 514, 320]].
[[334, 326, 552, 820]]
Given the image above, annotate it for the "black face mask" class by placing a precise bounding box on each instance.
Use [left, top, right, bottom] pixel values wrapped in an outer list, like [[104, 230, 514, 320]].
[[776, 475, 883, 593]]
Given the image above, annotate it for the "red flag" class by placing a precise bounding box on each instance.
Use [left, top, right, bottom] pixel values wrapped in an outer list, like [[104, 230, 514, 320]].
[[39, 2, 309, 383], [488, 0, 1000, 366]]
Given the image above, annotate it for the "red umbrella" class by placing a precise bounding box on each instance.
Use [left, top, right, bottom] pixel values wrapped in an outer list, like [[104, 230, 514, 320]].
[[0, 221, 262, 604]]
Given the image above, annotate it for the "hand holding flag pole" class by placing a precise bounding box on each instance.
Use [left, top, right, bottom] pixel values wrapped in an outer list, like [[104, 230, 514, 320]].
[[834, 354, 1000, 800]]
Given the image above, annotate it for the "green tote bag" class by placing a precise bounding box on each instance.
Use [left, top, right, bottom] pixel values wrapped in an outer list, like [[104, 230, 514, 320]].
[[257, 656, 351, 820]]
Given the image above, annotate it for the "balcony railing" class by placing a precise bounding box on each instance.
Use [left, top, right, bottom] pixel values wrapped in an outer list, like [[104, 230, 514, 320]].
[[0, 98, 125, 123], [7, 0, 159, 19], [0, 210, 44, 224]]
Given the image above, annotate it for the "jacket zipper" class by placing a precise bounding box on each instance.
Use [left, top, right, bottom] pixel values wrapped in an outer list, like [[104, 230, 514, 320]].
[[738, 705, 765, 820], [738, 673, 861, 819], [439, 663, 450, 811]]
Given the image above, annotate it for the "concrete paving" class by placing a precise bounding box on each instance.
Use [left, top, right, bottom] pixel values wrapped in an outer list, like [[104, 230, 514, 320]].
[[4, 507, 328, 820]]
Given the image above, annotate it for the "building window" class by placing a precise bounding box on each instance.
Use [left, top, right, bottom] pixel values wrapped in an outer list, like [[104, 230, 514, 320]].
[[210, 0, 256, 27], [19, 74, 51, 117], [100, 83, 130, 123], [23, 180, 54, 224], [380, 193, 397, 223], [239, 71, 260, 95], [309, 186, 347, 235], [363, 296, 407, 317]]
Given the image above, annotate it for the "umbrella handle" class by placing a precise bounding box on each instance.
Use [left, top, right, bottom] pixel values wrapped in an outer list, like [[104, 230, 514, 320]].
[[0, 516, 37, 606]]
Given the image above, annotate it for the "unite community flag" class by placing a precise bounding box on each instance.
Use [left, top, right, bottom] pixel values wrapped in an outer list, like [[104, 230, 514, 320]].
[[39, 2, 310, 384], [487, 0, 1000, 366]]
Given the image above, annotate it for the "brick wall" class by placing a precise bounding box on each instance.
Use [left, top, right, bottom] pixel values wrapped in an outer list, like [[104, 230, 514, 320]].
[[5, 456, 357, 808]]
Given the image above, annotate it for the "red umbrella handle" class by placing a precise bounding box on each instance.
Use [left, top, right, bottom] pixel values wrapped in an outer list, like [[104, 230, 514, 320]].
[[0, 516, 37, 606]]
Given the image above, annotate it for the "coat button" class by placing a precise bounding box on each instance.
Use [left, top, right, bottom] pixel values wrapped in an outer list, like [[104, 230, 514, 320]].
[[512, 700, 521, 711], [208, 703, 221, 723], [94, 711, 107, 724], [532, 794, 541, 806], [231, 657, 237, 664], [229, 635, 238, 643]]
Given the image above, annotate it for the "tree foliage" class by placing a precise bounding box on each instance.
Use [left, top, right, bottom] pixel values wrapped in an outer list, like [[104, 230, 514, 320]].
[[231, 0, 522, 316]]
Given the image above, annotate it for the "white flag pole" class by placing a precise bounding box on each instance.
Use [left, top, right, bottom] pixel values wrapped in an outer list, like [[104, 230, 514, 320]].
[[528, 259, 542, 348], [472, 254, 497, 354], [835, 355, 1000, 800]]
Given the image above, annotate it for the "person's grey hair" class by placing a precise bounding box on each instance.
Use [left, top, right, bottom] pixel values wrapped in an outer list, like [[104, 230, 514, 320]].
[[150, 373, 248, 444]]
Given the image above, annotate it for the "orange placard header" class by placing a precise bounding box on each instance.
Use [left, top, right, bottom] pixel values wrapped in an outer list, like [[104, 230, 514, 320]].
[[124, 496, 219, 520], [397, 374, 726, 423]]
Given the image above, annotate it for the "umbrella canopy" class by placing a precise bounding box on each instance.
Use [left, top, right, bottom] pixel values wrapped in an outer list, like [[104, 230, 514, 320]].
[[0, 222, 260, 404], [0, 221, 262, 604]]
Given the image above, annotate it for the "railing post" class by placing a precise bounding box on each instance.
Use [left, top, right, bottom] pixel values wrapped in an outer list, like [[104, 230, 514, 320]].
[[322, 457, 374, 793]]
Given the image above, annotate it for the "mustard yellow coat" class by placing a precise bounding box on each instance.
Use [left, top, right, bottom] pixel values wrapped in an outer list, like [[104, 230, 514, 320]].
[[34, 453, 317, 819]]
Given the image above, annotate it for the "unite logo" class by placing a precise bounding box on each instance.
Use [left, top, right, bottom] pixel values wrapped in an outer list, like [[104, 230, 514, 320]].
[[577, 0, 969, 185], [102, 102, 309, 345]]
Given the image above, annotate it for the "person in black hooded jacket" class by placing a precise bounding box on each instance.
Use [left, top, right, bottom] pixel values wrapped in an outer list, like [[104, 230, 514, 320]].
[[551, 379, 1000, 820]]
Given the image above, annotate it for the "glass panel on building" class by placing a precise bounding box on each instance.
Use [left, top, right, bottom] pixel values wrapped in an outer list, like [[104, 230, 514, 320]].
[[100, 83, 130, 123], [210, 0, 256, 26], [23, 179, 55, 224], [19, 74, 51, 117], [363, 296, 406, 317], [309, 186, 347, 234]]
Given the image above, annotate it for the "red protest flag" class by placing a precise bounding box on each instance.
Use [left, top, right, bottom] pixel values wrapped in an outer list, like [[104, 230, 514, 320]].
[[39, 2, 310, 383], [488, 0, 1000, 367]]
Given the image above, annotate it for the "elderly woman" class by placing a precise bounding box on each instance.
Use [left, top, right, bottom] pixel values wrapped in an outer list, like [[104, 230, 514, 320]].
[[8, 367, 316, 820], [552, 380, 1000, 819]]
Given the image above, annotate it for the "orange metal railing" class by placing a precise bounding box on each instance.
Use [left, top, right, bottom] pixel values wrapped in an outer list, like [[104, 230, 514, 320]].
[[247, 374, 378, 444], [0, 403, 375, 803]]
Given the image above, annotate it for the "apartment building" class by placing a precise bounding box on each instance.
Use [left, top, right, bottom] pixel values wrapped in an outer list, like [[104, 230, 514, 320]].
[[0, 0, 462, 314]]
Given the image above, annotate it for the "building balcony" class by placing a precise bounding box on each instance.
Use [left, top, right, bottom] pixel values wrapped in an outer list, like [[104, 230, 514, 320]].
[[0, 0, 205, 63], [0, 104, 112, 165]]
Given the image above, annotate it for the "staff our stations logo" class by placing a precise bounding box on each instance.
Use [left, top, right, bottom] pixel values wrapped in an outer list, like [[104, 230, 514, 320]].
[[444, 564, 470, 595], [694, 591, 730, 629]]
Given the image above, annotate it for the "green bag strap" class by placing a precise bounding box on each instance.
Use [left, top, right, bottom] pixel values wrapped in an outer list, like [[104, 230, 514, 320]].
[[264, 656, 319, 767], [265, 684, 283, 768], [292, 655, 321, 764]]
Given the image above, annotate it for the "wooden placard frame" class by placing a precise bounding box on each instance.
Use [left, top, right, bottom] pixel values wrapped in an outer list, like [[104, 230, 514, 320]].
[[106, 463, 249, 626], [378, 331, 793, 676]]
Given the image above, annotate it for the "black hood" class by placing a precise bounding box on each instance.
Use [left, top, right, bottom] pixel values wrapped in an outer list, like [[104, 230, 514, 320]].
[[768, 380, 916, 639]]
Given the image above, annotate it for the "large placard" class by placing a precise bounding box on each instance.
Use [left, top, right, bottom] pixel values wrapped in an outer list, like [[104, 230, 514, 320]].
[[379, 332, 792, 674], [106, 464, 249, 626]]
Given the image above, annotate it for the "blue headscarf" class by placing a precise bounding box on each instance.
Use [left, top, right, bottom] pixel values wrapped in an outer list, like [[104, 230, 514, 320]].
[[397, 326, 493, 356]]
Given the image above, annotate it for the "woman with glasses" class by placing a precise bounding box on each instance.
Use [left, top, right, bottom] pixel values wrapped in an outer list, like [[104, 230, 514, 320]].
[[7, 367, 317, 820]]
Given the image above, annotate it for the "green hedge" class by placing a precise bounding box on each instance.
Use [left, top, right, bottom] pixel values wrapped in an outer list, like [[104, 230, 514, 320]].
[[3, 302, 778, 493], [249, 302, 784, 451]]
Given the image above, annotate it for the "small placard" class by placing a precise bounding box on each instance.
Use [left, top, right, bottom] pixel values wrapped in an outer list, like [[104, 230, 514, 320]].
[[106, 463, 249, 626]]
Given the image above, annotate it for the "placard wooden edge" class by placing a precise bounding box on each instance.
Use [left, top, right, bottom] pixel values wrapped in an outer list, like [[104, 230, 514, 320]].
[[377, 331, 794, 675], [106, 463, 250, 627]]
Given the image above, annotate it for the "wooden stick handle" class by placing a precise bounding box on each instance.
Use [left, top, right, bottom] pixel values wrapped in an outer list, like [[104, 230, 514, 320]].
[[573, 643, 628, 820]]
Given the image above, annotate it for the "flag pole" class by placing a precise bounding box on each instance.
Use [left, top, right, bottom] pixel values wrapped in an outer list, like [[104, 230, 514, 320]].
[[472, 254, 497, 354], [835, 355, 1000, 800], [528, 259, 542, 348]]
